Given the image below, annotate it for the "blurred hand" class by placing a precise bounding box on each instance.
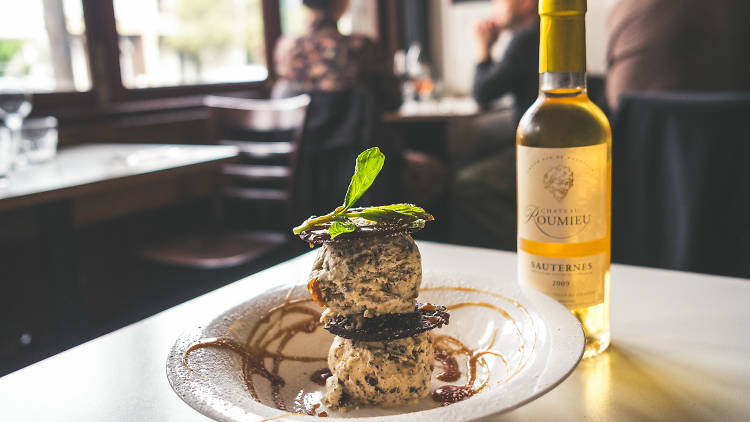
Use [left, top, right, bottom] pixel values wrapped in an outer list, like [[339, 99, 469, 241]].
[[474, 19, 501, 62]]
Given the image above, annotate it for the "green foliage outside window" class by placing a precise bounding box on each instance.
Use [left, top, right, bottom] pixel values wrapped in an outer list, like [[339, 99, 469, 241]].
[[0, 40, 23, 76], [163, 0, 265, 69]]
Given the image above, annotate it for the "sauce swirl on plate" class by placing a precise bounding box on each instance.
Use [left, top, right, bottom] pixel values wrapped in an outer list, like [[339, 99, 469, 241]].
[[183, 286, 537, 413], [183, 298, 326, 411]]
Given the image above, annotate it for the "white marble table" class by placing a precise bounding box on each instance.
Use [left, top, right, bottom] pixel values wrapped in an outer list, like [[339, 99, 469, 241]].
[[0, 143, 238, 212], [0, 142, 240, 334], [1, 242, 748, 422]]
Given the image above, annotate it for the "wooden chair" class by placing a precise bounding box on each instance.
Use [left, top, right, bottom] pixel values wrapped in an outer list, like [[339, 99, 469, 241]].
[[293, 88, 406, 216], [139, 94, 310, 270]]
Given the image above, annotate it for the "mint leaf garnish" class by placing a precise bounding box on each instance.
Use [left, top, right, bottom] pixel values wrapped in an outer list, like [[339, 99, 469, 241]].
[[328, 219, 358, 239], [291, 149, 433, 239], [342, 147, 385, 211]]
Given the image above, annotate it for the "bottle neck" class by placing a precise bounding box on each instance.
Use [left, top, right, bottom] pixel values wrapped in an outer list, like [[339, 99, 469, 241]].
[[538, 7, 587, 95], [540, 72, 586, 95]]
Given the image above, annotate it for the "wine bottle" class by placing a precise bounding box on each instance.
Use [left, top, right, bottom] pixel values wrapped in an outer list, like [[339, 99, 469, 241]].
[[516, 0, 611, 358]]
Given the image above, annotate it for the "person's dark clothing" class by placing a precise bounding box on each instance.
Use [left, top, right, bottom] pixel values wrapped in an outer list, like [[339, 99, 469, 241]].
[[456, 20, 540, 250], [472, 20, 539, 123], [273, 16, 404, 212]]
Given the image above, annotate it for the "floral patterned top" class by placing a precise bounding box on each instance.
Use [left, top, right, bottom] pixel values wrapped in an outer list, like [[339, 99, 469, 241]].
[[274, 15, 400, 110]]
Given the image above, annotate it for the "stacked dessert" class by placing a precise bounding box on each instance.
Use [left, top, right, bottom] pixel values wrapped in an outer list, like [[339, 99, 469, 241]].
[[293, 148, 448, 409]]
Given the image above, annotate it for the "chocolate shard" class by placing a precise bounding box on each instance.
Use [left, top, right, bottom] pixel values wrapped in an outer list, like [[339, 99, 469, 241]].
[[299, 224, 422, 244], [324, 303, 450, 342], [297, 208, 429, 245]]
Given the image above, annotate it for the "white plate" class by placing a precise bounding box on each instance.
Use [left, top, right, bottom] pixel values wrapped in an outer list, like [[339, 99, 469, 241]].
[[166, 270, 584, 421]]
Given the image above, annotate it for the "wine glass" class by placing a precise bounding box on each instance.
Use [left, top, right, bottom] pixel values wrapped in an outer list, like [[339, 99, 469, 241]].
[[404, 43, 434, 103]]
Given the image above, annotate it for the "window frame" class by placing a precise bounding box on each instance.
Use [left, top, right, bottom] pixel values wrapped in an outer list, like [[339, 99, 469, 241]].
[[32, 0, 282, 115]]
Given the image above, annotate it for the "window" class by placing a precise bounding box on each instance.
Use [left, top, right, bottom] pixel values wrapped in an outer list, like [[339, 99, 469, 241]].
[[113, 0, 268, 89], [0, 0, 394, 112], [0, 0, 90, 92], [280, 0, 306, 38], [279, 0, 354, 38]]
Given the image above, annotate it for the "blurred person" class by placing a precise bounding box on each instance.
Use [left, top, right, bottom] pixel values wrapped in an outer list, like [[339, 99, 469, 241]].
[[473, 0, 539, 121], [451, 0, 539, 250], [273, 0, 404, 214], [460, 0, 539, 163], [273, 0, 400, 111], [606, 0, 750, 111]]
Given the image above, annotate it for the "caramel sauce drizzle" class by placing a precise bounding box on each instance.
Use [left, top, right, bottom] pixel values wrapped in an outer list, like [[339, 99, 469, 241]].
[[183, 285, 538, 416], [431, 329, 507, 406], [310, 368, 333, 386], [423, 285, 538, 384], [434, 349, 460, 382], [183, 297, 326, 411], [447, 301, 522, 338], [307, 277, 325, 307]]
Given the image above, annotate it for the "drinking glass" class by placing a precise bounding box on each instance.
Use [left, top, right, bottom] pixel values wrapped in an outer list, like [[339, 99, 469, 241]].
[[22, 117, 58, 164], [0, 91, 33, 168], [0, 124, 14, 187]]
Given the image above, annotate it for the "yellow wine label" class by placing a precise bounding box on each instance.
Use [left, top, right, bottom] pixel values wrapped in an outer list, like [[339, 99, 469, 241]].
[[518, 250, 606, 309], [517, 144, 607, 243], [517, 144, 608, 309]]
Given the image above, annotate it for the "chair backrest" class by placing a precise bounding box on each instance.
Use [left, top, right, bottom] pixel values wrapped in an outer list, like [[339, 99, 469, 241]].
[[204, 94, 311, 229], [205, 95, 310, 136], [612, 91, 750, 278], [294, 89, 391, 217]]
